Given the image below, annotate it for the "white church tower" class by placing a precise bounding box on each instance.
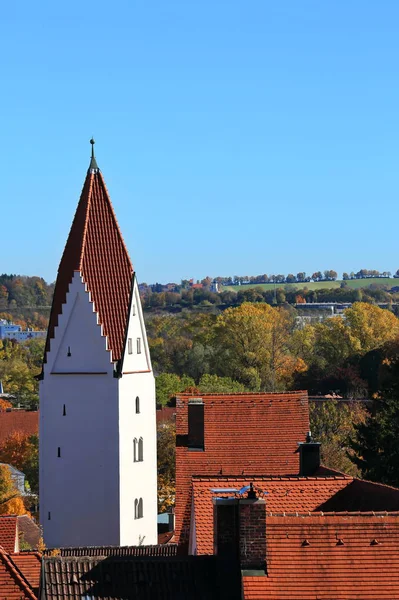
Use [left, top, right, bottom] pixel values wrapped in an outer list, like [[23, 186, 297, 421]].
[[39, 140, 158, 548]]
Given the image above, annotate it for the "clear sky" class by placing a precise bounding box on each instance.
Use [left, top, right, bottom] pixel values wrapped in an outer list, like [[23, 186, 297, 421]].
[[1, 1, 398, 284]]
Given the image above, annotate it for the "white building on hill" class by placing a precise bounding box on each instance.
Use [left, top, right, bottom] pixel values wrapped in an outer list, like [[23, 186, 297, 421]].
[[39, 140, 157, 548]]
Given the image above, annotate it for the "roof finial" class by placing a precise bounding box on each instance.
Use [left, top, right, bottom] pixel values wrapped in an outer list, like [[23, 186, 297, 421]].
[[89, 137, 99, 173]]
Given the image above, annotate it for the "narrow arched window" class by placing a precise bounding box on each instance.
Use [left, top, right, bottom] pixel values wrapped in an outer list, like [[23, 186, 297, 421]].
[[134, 498, 138, 519], [135, 396, 140, 414], [133, 438, 138, 462], [138, 498, 143, 519], [138, 437, 143, 462]]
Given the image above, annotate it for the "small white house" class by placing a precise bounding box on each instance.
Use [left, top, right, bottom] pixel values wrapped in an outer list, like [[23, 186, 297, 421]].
[[39, 141, 158, 548]]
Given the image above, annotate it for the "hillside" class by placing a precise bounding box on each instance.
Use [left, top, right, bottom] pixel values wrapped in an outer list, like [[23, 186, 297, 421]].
[[222, 277, 395, 293]]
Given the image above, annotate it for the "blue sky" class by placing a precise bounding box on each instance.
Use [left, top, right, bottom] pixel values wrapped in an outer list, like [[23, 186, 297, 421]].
[[1, 1, 398, 284]]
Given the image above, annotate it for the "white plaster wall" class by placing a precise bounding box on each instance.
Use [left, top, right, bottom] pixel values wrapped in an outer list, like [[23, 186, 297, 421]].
[[118, 372, 158, 546], [118, 279, 157, 545], [40, 272, 120, 547], [121, 279, 152, 374]]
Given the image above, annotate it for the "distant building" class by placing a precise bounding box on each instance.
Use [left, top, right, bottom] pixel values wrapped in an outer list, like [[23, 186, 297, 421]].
[[0, 463, 26, 494], [0, 319, 46, 342]]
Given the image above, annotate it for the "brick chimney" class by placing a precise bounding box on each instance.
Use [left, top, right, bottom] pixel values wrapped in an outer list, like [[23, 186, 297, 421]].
[[239, 487, 267, 572]]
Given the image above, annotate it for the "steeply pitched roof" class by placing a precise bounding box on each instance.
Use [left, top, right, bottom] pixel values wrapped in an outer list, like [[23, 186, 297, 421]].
[[0, 548, 36, 600], [17, 516, 41, 550], [11, 552, 41, 593], [44, 158, 133, 367], [243, 513, 399, 600], [175, 392, 309, 545], [0, 516, 18, 553], [41, 555, 242, 600], [0, 411, 38, 445], [191, 475, 353, 554]]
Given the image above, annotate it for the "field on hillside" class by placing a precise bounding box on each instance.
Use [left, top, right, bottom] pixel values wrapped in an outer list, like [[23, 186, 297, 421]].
[[222, 277, 395, 292]]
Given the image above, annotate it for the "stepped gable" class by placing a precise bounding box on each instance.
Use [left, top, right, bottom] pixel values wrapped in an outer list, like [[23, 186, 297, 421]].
[[175, 391, 309, 546], [43, 144, 133, 369], [243, 513, 399, 600], [0, 516, 18, 553], [0, 548, 37, 600], [191, 475, 353, 554]]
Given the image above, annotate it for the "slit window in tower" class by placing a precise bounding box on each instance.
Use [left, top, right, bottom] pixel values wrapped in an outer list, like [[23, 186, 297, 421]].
[[137, 338, 141, 354], [128, 338, 133, 354]]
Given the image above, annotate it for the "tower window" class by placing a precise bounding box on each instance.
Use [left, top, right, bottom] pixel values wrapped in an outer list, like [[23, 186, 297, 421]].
[[135, 498, 143, 519], [137, 338, 141, 354], [138, 437, 143, 462], [132, 304, 136, 316], [67, 346, 71, 357], [63, 404, 66, 416], [135, 396, 140, 414], [48, 512, 51, 520], [128, 338, 133, 354], [133, 438, 137, 462], [57, 447, 61, 458]]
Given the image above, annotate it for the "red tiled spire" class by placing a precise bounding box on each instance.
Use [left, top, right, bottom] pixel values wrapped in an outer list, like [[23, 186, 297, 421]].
[[43, 142, 133, 368]]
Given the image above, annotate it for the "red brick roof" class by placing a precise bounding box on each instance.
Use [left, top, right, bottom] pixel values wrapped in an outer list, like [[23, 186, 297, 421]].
[[44, 162, 133, 366], [175, 392, 309, 546], [0, 549, 36, 599], [11, 552, 41, 592], [0, 516, 18, 553], [243, 513, 399, 599], [0, 412, 38, 445], [191, 475, 352, 554]]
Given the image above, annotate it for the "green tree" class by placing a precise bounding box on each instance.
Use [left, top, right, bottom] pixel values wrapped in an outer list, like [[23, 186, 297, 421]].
[[155, 373, 195, 406], [198, 374, 247, 393], [310, 400, 366, 476]]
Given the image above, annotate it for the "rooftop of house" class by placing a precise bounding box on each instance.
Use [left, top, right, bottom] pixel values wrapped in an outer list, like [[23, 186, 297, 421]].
[[43, 142, 133, 369], [243, 513, 399, 600], [0, 516, 18, 553], [175, 391, 310, 545], [0, 411, 38, 445], [191, 475, 399, 555], [0, 548, 38, 600], [41, 555, 242, 600], [10, 552, 41, 593], [44, 544, 179, 557]]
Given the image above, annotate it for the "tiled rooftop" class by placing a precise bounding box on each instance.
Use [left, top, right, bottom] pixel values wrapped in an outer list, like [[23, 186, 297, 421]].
[[11, 552, 41, 592], [192, 475, 353, 554], [175, 392, 310, 545], [0, 516, 18, 553], [243, 513, 399, 599], [44, 163, 133, 367], [0, 411, 38, 445], [0, 549, 37, 600], [41, 555, 241, 600]]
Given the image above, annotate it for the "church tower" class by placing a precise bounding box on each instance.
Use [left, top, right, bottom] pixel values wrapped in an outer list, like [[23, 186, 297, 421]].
[[39, 141, 157, 548]]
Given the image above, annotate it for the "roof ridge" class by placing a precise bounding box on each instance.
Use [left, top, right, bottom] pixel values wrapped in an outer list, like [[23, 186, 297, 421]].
[[78, 172, 94, 270], [0, 549, 36, 600]]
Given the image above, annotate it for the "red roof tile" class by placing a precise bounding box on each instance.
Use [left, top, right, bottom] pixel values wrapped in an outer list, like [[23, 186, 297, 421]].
[[191, 475, 353, 554], [0, 549, 36, 600], [175, 392, 310, 546], [0, 412, 38, 445], [243, 513, 399, 599], [0, 516, 18, 553], [44, 161, 133, 367], [11, 552, 41, 591]]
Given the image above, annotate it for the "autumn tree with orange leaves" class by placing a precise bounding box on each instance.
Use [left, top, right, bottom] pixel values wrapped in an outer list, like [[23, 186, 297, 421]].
[[0, 465, 29, 516], [213, 303, 306, 391], [0, 432, 39, 494]]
